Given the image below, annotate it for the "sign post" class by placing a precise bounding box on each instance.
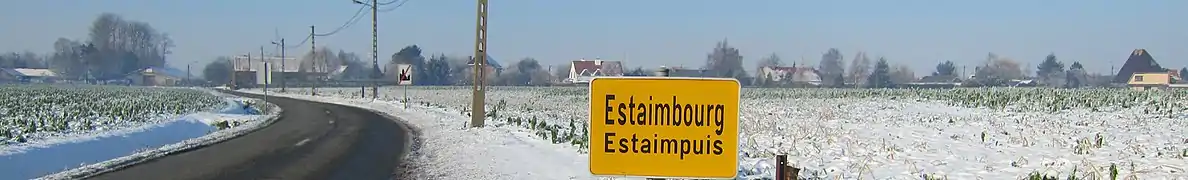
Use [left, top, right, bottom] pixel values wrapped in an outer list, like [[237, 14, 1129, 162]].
[[588, 77, 740, 179], [397, 64, 413, 108]]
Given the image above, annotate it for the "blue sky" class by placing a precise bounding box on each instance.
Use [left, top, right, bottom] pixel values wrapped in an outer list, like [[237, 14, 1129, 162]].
[[1, 0, 1183, 76]]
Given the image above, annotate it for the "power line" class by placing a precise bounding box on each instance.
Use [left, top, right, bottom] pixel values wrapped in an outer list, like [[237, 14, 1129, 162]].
[[282, 3, 371, 48], [314, 5, 370, 37], [378, 0, 411, 12], [300, 0, 409, 39], [377, 0, 399, 6], [276, 0, 406, 52], [284, 34, 312, 49]]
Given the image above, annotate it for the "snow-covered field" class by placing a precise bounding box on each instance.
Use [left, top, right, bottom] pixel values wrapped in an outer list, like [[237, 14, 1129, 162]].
[[262, 86, 1188, 180], [0, 85, 222, 147], [0, 85, 280, 179]]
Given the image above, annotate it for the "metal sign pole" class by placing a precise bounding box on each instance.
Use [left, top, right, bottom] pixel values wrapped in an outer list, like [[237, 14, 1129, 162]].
[[261, 46, 268, 102], [404, 83, 408, 108]]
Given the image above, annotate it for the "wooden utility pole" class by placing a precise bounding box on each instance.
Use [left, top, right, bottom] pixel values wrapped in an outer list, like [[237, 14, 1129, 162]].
[[273, 38, 286, 92], [371, 0, 379, 99], [311, 26, 318, 95], [470, 0, 489, 128]]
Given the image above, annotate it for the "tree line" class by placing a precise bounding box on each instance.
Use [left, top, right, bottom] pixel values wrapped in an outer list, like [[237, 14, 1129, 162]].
[[2, 13, 1171, 88], [1, 13, 174, 82], [202, 38, 1176, 88], [764, 48, 1137, 88]]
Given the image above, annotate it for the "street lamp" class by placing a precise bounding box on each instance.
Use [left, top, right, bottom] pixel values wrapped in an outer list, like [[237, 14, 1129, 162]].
[[271, 39, 286, 92]]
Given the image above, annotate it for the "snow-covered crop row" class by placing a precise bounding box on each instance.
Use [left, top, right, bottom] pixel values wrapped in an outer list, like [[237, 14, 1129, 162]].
[[0, 85, 223, 146], [271, 86, 1188, 179]]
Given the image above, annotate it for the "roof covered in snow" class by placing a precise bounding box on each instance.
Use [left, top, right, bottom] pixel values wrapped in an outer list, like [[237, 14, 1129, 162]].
[[465, 54, 503, 69], [2, 68, 58, 77], [139, 66, 189, 78]]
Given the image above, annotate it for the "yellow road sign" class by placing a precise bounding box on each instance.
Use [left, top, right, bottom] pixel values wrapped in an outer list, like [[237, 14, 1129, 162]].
[[588, 77, 740, 179]]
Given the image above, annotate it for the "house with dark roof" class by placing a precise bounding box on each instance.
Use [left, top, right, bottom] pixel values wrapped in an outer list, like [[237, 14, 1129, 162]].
[[465, 54, 504, 69], [1113, 49, 1171, 83], [127, 66, 189, 86], [565, 58, 624, 84], [465, 54, 505, 80]]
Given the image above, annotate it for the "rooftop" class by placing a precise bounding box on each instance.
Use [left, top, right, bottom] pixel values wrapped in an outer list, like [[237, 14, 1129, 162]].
[[465, 54, 503, 69], [139, 66, 189, 78], [2, 68, 58, 77], [571, 59, 624, 77]]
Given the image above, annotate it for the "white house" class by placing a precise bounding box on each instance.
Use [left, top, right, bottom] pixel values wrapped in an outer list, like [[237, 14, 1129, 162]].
[[566, 58, 624, 84], [756, 66, 821, 86]]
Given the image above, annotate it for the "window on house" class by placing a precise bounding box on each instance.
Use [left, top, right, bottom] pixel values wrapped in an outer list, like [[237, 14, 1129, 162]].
[[1134, 75, 1144, 82]]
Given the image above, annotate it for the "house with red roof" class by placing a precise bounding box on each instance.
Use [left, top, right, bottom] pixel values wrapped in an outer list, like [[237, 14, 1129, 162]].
[[565, 58, 624, 84]]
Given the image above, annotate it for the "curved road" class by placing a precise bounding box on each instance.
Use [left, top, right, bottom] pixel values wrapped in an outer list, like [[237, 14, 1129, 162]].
[[87, 90, 414, 180]]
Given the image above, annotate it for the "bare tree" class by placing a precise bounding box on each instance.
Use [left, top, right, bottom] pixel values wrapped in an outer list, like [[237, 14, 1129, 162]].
[[754, 53, 783, 87], [495, 58, 548, 86], [846, 51, 871, 86], [49, 38, 86, 79], [300, 47, 341, 73], [705, 39, 749, 85], [553, 63, 572, 83], [889, 64, 916, 85], [78, 13, 173, 80], [818, 48, 845, 87], [973, 54, 1024, 86], [757, 53, 783, 68]]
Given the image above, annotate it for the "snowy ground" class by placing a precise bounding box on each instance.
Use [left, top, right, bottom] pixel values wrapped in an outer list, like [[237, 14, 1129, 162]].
[[0, 86, 225, 147], [740, 98, 1188, 179], [0, 88, 280, 180], [254, 86, 1188, 180]]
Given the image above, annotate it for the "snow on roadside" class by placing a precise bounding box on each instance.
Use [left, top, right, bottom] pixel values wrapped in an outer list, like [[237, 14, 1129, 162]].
[[1, 113, 259, 180], [35, 90, 282, 180], [237, 89, 603, 180], [264, 87, 1188, 180]]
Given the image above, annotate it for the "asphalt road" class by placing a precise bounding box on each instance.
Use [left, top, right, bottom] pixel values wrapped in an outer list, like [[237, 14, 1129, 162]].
[[86, 90, 414, 180]]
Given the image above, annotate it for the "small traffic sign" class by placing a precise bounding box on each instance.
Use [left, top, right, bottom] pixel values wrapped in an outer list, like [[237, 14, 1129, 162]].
[[397, 64, 413, 85]]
